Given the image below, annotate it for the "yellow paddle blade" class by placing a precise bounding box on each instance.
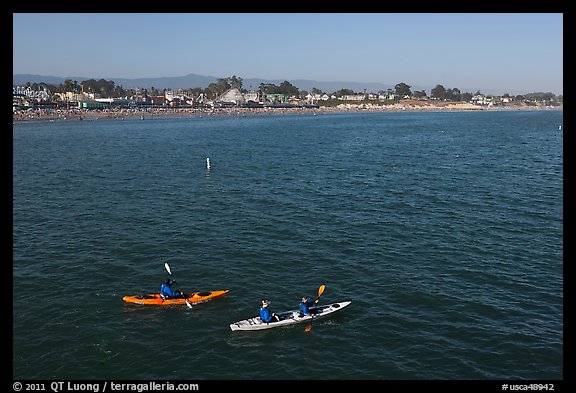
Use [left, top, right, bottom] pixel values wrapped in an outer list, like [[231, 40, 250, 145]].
[[318, 284, 326, 297]]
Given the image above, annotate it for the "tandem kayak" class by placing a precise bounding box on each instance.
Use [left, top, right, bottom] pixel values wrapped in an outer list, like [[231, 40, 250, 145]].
[[123, 290, 230, 306], [229, 300, 351, 331]]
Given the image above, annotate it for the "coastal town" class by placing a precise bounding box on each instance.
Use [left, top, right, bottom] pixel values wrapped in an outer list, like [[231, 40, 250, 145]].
[[13, 77, 563, 122]]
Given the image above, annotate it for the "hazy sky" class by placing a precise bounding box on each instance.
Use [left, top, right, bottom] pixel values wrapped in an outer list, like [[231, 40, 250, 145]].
[[13, 13, 563, 95]]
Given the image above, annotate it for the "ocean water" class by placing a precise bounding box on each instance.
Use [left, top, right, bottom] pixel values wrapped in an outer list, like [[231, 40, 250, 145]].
[[13, 110, 563, 381]]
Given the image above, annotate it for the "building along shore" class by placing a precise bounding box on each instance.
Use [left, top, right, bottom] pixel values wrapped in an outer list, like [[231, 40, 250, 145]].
[[13, 100, 562, 123]]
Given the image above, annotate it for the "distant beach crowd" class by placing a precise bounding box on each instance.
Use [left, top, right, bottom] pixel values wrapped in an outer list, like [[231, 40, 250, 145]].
[[13, 101, 562, 123]]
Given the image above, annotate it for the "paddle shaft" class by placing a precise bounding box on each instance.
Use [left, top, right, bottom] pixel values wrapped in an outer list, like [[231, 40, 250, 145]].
[[306, 285, 326, 331]]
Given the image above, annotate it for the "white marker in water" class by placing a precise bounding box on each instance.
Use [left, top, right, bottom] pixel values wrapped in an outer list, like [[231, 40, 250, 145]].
[[206, 157, 211, 170], [559, 125, 562, 131]]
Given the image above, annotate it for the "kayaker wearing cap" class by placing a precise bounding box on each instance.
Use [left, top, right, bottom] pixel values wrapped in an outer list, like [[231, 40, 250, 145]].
[[160, 278, 184, 299], [259, 299, 279, 323], [299, 296, 319, 316]]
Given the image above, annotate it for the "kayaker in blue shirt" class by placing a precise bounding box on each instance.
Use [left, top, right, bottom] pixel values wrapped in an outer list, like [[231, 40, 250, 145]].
[[260, 299, 279, 323], [160, 278, 184, 299], [299, 296, 319, 316]]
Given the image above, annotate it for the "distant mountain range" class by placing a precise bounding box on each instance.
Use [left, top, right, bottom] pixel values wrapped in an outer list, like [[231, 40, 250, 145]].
[[18, 73, 549, 96], [13, 73, 416, 94]]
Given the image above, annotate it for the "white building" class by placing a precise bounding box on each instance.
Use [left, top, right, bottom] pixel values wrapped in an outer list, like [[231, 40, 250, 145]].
[[216, 87, 245, 104]]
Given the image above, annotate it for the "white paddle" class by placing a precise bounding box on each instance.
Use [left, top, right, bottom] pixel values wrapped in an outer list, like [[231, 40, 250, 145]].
[[164, 262, 192, 309]]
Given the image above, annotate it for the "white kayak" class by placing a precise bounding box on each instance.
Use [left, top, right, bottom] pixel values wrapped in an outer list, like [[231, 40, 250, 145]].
[[229, 300, 352, 331]]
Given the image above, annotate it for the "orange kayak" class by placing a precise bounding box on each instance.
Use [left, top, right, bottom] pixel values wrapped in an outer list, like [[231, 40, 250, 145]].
[[122, 290, 230, 306]]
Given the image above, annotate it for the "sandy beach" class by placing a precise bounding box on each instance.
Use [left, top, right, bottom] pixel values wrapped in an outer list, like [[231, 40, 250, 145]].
[[13, 100, 562, 123]]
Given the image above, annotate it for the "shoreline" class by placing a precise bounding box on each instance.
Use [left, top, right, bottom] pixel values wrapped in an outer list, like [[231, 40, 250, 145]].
[[13, 102, 563, 123]]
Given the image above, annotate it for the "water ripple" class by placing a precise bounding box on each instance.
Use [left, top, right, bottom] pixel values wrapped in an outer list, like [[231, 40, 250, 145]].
[[13, 111, 563, 379]]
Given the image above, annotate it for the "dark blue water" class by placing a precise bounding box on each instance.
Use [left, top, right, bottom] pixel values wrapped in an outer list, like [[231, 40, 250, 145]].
[[13, 110, 563, 380]]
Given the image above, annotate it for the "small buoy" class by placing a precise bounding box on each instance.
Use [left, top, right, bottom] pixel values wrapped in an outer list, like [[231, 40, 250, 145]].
[[558, 125, 562, 131], [206, 157, 211, 170]]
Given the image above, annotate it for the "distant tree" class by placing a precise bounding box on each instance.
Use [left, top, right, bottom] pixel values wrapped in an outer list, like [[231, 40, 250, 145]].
[[81, 78, 119, 97], [431, 84, 447, 100], [334, 88, 355, 97], [445, 88, 461, 101], [394, 82, 412, 98], [43, 83, 59, 94], [311, 87, 323, 95], [258, 83, 278, 95], [278, 81, 299, 97], [62, 79, 80, 93], [187, 87, 203, 98], [114, 84, 126, 98], [413, 90, 427, 99], [461, 92, 473, 102], [524, 92, 555, 101], [207, 78, 232, 98], [229, 75, 243, 89]]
